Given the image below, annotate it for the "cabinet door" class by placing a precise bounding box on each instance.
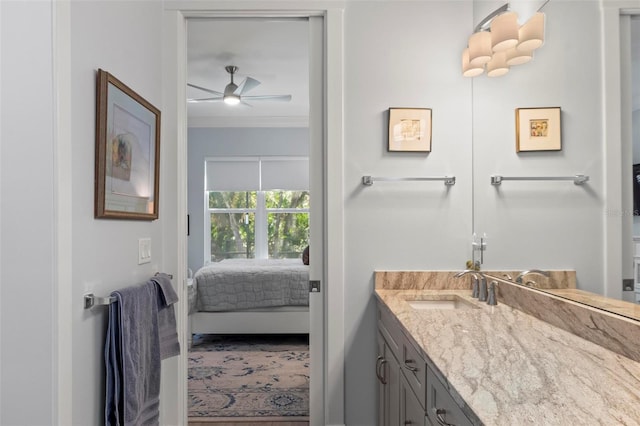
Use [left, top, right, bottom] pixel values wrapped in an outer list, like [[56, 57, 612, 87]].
[[377, 331, 401, 426], [386, 342, 400, 426], [426, 366, 473, 426], [400, 373, 426, 426], [377, 332, 388, 426]]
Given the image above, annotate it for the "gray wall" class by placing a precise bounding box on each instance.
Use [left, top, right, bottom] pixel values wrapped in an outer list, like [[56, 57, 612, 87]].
[[68, 2, 179, 424], [1, 2, 56, 424], [187, 127, 309, 273], [1, 2, 178, 423], [344, 2, 474, 424]]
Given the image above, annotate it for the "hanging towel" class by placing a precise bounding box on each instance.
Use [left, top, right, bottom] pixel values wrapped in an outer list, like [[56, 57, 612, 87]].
[[150, 273, 180, 360], [105, 282, 161, 426]]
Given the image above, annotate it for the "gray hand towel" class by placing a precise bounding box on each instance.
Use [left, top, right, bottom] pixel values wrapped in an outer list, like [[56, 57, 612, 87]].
[[151, 273, 180, 360], [105, 282, 161, 426]]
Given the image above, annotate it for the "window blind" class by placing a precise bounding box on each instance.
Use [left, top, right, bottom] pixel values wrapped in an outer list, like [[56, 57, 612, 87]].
[[205, 158, 309, 191]]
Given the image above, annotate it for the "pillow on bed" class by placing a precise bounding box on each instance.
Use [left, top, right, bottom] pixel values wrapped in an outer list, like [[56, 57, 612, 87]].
[[302, 245, 309, 265]]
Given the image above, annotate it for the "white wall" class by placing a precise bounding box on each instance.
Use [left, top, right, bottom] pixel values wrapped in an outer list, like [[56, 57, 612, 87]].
[[0, 1, 56, 424], [343, 2, 474, 424], [187, 127, 309, 273]]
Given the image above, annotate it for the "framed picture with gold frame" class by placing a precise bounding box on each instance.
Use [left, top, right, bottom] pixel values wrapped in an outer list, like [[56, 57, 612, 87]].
[[388, 107, 432, 152], [515, 107, 561, 152], [95, 69, 161, 220]]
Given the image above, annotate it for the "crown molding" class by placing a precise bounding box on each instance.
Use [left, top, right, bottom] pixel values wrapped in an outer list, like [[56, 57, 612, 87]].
[[188, 115, 309, 128]]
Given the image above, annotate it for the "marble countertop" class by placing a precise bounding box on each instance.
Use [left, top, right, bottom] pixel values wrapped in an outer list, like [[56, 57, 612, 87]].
[[376, 289, 640, 425]]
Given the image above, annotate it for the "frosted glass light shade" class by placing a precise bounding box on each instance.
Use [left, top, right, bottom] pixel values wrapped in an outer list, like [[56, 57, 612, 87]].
[[468, 31, 492, 67], [518, 12, 545, 51], [506, 47, 533, 66], [486, 51, 509, 77], [462, 48, 484, 77], [491, 12, 519, 52]]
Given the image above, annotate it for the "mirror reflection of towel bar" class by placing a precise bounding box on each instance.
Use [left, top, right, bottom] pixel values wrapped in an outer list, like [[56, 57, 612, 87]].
[[362, 175, 456, 186], [83, 273, 173, 309], [490, 175, 589, 185]]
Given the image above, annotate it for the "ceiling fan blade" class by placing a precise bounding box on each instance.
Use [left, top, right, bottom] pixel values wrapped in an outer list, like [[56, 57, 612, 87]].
[[187, 83, 223, 96], [187, 96, 223, 103], [234, 77, 261, 95], [241, 94, 292, 102]]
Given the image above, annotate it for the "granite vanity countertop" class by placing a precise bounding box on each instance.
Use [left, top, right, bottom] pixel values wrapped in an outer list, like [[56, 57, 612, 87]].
[[375, 289, 640, 425]]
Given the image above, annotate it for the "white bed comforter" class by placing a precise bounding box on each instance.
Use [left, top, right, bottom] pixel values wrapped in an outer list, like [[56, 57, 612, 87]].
[[194, 258, 309, 312]]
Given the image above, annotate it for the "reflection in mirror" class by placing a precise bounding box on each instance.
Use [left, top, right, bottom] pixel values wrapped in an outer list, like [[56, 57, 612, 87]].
[[470, 2, 639, 317]]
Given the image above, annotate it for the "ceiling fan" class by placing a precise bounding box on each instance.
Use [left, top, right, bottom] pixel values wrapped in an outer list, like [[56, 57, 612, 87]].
[[187, 65, 292, 106]]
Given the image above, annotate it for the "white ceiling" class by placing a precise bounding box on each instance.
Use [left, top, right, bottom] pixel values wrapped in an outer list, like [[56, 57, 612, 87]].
[[186, 18, 309, 127]]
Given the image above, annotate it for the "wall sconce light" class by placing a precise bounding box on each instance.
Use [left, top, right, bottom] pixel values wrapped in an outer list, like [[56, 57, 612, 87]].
[[462, 4, 546, 78]]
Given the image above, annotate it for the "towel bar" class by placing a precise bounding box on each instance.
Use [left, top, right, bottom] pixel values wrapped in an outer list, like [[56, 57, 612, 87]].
[[84, 273, 173, 309], [362, 175, 456, 186]]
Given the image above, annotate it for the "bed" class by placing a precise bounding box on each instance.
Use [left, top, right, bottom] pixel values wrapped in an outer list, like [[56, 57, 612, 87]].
[[188, 258, 310, 340]]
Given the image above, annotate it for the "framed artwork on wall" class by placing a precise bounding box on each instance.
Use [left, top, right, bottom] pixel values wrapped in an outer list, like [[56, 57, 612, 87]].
[[515, 106, 562, 152], [388, 107, 432, 152], [95, 69, 161, 220]]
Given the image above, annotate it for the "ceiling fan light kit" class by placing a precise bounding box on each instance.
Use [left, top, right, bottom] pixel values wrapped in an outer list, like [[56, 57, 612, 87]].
[[188, 65, 292, 106]]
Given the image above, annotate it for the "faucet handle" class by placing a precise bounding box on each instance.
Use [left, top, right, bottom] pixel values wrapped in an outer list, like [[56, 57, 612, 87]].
[[478, 277, 488, 302], [471, 276, 479, 298], [487, 281, 498, 306]]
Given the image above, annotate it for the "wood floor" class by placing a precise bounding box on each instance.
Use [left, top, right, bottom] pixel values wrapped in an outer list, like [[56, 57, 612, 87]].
[[188, 417, 309, 426]]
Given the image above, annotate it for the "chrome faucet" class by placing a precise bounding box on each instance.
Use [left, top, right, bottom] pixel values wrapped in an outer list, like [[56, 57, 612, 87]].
[[454, 270, 484, 299], [515, 269, 550, 285]]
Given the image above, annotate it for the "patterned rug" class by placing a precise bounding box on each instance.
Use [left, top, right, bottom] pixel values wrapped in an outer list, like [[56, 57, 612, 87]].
[[188, 334, 310, 418]]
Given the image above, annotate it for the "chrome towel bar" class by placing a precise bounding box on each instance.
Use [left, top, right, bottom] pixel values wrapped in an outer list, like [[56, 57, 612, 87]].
[[84, 273, 173, 309], [490, 174, 589, 186], [362, 175, 456, 186]]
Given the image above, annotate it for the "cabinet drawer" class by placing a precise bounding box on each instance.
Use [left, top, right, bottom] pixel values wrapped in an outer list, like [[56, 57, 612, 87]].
[[426, 366, 472, 426], [378, 304, 402, 360], [401, 336, 426, 408]]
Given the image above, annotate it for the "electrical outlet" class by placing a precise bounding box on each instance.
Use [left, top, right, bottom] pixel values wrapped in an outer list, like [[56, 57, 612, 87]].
[[138, 238, 151, 265]]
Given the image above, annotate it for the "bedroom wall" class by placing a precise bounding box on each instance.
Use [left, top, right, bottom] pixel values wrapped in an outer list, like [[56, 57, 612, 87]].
[[187, 126, 309, 274]]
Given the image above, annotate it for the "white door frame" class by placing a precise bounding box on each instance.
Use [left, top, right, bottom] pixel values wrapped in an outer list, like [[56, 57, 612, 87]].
[[163, 3, 345, 425]]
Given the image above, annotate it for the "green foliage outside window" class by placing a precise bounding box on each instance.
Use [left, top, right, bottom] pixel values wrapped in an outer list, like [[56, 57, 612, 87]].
[[208, 191, 309, 261]]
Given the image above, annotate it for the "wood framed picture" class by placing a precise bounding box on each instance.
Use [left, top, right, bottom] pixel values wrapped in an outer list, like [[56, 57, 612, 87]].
[[95, 69, 161, 220], [515, 107, 562, 152], [388, 107, 432, 152]]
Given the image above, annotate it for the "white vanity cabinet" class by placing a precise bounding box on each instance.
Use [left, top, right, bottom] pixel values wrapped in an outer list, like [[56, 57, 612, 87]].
[[377, 302, 475, 426]]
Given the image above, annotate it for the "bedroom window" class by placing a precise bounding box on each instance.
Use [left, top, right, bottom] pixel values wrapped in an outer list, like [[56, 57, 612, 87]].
[[205, 157, 309, 262]]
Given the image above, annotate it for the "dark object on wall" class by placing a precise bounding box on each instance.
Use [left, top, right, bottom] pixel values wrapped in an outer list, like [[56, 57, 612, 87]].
[[633, 164, 640, 216], [302, 246, 309, 265], [95, 68, 161, 220]]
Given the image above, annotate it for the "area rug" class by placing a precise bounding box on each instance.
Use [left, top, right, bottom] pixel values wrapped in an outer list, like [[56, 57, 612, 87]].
[[188, 334, 310, 418]]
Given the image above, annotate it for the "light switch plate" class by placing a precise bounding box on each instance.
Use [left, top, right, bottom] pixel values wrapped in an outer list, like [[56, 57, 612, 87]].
[[138, 238, 151, 265]]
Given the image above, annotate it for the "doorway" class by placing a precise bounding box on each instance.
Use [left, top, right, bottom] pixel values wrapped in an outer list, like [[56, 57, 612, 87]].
[[182, 11, 327, 424]]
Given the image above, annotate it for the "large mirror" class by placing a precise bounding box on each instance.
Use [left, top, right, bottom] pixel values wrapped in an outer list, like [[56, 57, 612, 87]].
[[470, 1, 640, 318]]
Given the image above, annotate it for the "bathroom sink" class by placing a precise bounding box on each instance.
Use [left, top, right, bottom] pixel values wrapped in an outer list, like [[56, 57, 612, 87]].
[[406, 297, 478, 310]]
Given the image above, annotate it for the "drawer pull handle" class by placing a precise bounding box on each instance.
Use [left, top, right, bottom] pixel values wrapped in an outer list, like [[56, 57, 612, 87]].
[[404, 359, 419, 372], [404, 421, 412, 425], [375, 356, 384, 383], [434, 408, 454, 426]]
